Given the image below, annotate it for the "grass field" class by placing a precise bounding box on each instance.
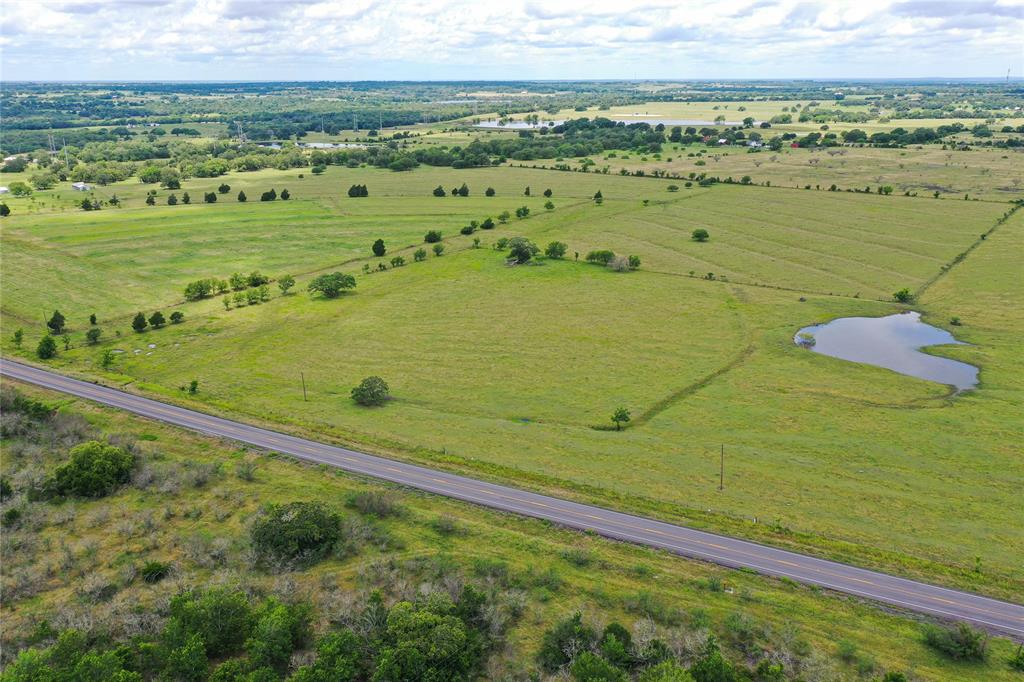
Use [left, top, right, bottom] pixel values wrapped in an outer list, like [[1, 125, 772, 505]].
[[2, 164, 1022, 604], [2, 382, 1021, 680]]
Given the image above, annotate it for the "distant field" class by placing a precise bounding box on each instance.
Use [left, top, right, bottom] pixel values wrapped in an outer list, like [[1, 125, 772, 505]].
[[2, 164, 1022, 601], [484, 100, 1024, 135]]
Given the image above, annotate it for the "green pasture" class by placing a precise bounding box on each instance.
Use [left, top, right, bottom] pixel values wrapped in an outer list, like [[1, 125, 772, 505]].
[[1, 165, 1021, 601]]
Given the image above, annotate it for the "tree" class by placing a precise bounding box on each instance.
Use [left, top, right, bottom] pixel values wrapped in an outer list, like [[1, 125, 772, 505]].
[[414, 248, 427, 262], [347, 184, 368, 198], [278, 274, 296, 294], [167, 194, 178, 206], [485, 187, 495, 196], [204, 192, 217, 203], [691, 228, 710, 242], [893, 288, 914, 303], [432, 243, 445, 257], [261, 189, 277, 201], [433, 185, 446, 197], [424, 230, 443, 243], [351, 376, 390, 406], [188, 380, 199, 394], [612, 407, 631, 430], [524, 186, 531, 196], [51, 440, 135, 498], [390, 256, 405, 267], [61, 333, 71, 350], [13, 328, 23, 348], [0, 203, 10, 217], [372, 238, 386, 257], [280, 189, 290, 200], [571, 652, 628, 682], [291, 629, 360, 681], [182, 192, 191, 204], [507, 237, 539, 263], [594, 190, 603, 200], [37, 335, 57, 359], [146, 194, 156, 206], [170, 311, 184, 324], [628, 255, 641, 270], [47, 310, 66, 334], [308, 272, 356, 298], [148, 311, 165, 328], [498, 210, 511, 223], [543, 188, 553, 197], [218, 183, 231, 194], [86, 327, 102, 345], [544, 200, 554, 210], [89, 313, 97, 325], [132, 312, 148, 333], [545, 241, 567, 259], [639, 661, 694, 681], [230, 272, 248, 290], [458, 183, 470, 197], [237, 190, 247, 202], [312, 164, 326, 175], [515, 206, 530, 219], [481, 217, 495, 229], [100, 349, 115, 369]]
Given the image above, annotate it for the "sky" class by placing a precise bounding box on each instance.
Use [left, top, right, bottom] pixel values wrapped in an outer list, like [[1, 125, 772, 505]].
[[1, 0, 1022, 81]]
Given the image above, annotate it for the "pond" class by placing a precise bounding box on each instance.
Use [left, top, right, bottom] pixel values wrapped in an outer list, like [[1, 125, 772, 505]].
[[794, 312, 978, 391]]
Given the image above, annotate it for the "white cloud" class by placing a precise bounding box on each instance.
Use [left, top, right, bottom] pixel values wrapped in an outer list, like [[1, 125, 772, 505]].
[[0, 0, 1021, 79]]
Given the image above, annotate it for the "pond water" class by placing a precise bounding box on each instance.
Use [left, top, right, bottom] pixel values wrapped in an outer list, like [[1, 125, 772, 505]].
[[794, 312, 978, 391]]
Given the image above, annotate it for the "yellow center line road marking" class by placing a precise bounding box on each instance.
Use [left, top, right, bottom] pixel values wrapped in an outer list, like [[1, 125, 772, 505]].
[[2, 360, 1023, 633]]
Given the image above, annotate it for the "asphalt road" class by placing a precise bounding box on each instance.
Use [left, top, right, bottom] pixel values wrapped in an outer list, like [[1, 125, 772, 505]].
[[3, 359, 1022, 639]]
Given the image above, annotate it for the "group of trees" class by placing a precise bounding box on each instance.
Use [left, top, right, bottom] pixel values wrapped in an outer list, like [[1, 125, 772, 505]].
[[347, 184, 369, 197], [184, 271, 271, 301], [132, 309, 184, 333], [2, 583, 508, 682], [584, 250, 641, 272]]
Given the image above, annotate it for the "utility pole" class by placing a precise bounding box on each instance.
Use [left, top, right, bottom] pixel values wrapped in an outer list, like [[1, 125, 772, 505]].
[[300, 372, 307, 401], [719, 444, 724, 491]]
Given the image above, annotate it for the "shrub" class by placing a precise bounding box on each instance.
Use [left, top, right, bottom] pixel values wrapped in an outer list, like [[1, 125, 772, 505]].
[[141, 560, 171, 583], [148, 311, 165, 328], [586, 250, 616, 265], [37, 335, 58, 359], [132, 312, 148, 332], [538, 612, 598, 672], [50, 441, 135, 498], [922, 622, 987, 661], [351, 376, 390, 406], [628, 255, 641, 270], [545, 241, 568, 259], [372, 238, 386, 257], [432, 243, 445, 256], [424, 229, 442, 243], [485, 187, 495, 196], [218, 183, 231, 193], [691, 228, 710, 242], [346, 490, 403, 517], [893, 288, 914, 303], [481, 217, 495, 229], [251, 501, 341, 566], [413, 248, 427, 262], [170, 311, 184, 324], [86, 327, 102, 344], [667, 184, 679, 192], [432, 185, 446, 197]]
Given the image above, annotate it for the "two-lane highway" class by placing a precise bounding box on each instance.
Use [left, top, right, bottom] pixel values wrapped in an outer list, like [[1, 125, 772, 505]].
[[3, 359, 1022, 639]]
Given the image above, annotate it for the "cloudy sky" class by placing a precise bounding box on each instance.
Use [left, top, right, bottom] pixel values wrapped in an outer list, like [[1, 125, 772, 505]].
[[1, 0, 1022, 81]]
